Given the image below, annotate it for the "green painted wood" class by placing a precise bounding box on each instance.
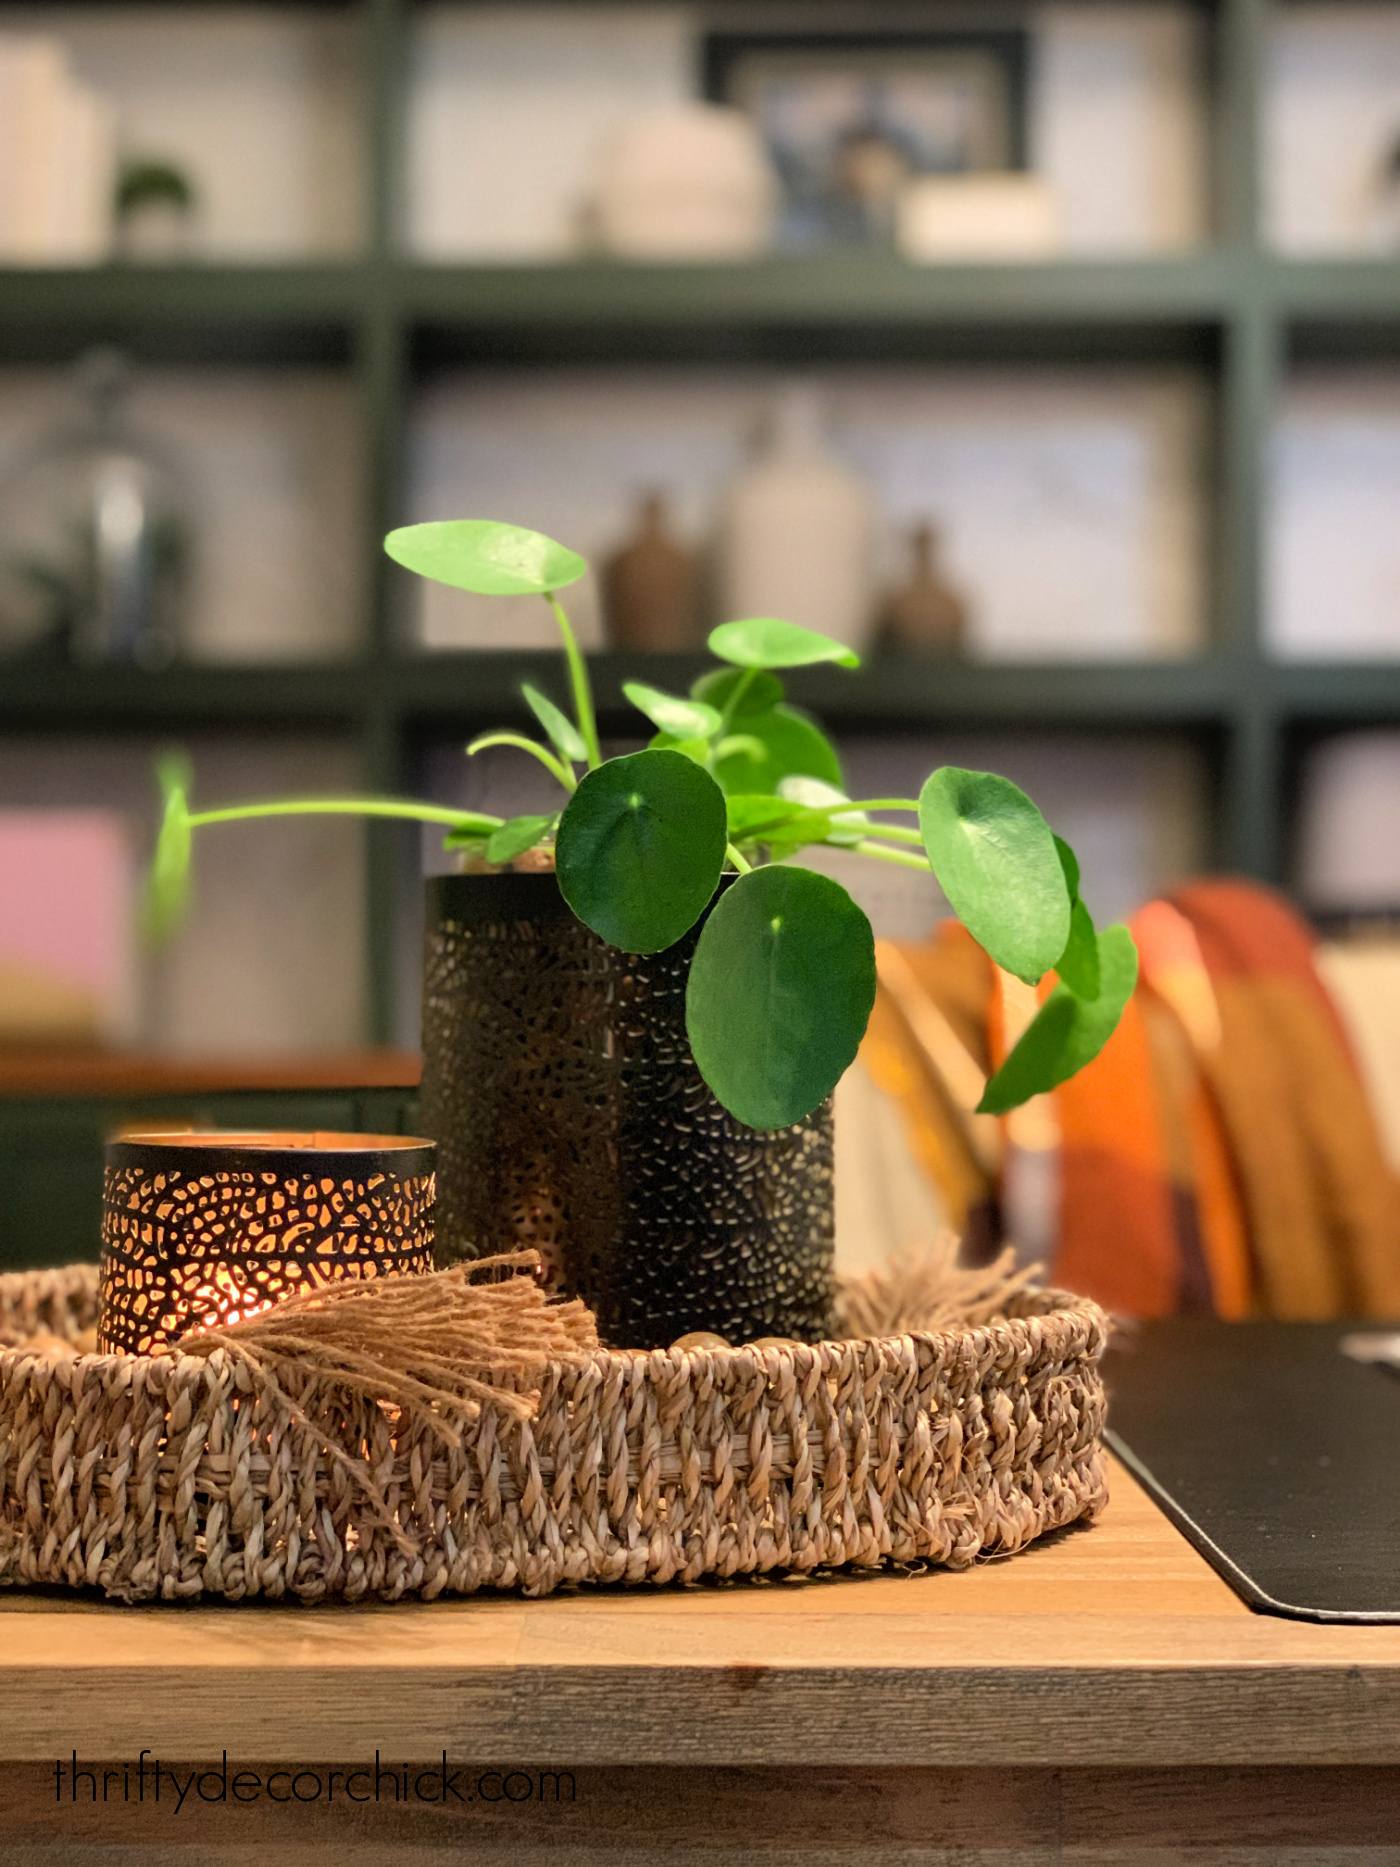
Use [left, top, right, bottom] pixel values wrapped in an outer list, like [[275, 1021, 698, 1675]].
[[1281, 259, 1400, 318], [0, 1103, 112, 1272], [1273, 664, 1400, 719], [362, 703, 410, 1046], [360, 0, 415, 1041], [1210, 0, 1279, 879], [407, 253, 1237, 329], [0, 265, 360, 366], [1220, 692, 1285, 880], [1214, 0, 1268, 249], [0, 264, 365, 321], [2, 256, 1399, 351], [1215, 298, 1280, 662], [0, 662, 368, 726], [394, 652, 1248, 732], [0, 655, 1308, 731], [10, 655, 1400, 737]]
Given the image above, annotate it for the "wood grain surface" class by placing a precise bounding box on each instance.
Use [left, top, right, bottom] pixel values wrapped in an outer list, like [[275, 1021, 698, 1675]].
[[0, 1048, 421, 1099], [4, 1458, 1400, 1777], [5, 1759, 1400, 1865]]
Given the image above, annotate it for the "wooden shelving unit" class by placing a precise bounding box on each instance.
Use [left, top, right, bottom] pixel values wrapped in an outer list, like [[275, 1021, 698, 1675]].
[[3, 0, 1397, 1042]]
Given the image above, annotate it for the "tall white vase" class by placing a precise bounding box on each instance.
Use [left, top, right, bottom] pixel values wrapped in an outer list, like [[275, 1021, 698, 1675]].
[[716, 385, 877, 648]]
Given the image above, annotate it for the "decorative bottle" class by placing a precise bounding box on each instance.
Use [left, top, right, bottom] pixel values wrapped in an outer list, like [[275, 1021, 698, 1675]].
[[876, 522, 968, 654], [715, 384, 876, 648], [0, 348, 187, 665], [602, 492, 701, 650]]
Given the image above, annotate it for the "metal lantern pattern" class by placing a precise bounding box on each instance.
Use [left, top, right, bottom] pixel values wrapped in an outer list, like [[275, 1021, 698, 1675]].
[[420, 872, 835, 1350], [99, 1132, 436, 1355]]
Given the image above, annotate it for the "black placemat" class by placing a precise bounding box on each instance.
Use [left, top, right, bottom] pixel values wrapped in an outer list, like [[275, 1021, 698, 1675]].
[[1104, 1319, 1400, 1622]]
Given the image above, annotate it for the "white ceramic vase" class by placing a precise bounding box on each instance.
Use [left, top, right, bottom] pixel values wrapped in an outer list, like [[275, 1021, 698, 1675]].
[[716, 384, 877, 649], [592, 104, 777, 263]]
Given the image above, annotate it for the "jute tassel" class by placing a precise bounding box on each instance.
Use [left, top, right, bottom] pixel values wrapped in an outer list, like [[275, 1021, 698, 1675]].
[[175, 1250, 598, 1431], [174, 1252, 599, 1557], [833, 1235, 1041, 1341]]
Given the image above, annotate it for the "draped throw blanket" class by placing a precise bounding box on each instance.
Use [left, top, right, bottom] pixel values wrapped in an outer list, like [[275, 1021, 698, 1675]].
[[1167, 880, 1400, 1318], [859, 878, 1400, 1320]]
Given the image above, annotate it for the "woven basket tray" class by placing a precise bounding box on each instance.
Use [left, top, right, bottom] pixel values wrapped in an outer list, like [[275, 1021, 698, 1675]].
[[0, 1263, 1109, 1604]]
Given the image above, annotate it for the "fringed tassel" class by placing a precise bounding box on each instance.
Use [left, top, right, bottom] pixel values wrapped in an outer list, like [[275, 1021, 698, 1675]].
[[175, 1249, 597, 1430], [834, 1234, 1041, 1340], [173, 1251, 599, 1556]]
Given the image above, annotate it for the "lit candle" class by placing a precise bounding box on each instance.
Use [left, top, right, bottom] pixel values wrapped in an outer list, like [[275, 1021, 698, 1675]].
[[98, 1132, 435, 1355]]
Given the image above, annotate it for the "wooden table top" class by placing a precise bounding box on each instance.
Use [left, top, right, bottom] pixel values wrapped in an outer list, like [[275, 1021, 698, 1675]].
[[4, 1456, 1400, 1768], [0, 1048, 422, 1099]]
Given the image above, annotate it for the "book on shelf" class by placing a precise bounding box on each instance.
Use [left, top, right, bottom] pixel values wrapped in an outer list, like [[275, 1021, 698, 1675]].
[[0, 810, 136, 1044], [0, 35, 115, 266]]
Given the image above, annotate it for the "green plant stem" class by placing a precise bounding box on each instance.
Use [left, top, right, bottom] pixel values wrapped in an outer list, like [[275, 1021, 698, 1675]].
[[466, 732, 576, 792], [715, 667, 758, 743], [842, 797, 922, 814], [850, 821, 925, 846], [546, 592, 602, 770], [851, 840, 933, 872], [188, 799, 498, 831], [725, 843, 753, 874]]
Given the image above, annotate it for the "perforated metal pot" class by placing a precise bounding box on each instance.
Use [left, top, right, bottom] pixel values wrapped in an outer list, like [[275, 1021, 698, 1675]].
[[419, 872, 834, 1349]]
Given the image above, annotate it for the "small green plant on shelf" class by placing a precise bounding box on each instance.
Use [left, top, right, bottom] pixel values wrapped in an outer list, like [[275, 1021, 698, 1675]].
[[148, 520, 1138, 1130]]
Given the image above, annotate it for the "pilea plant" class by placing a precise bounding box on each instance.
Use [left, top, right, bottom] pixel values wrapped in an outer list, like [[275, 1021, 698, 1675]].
[[149, 520, 1138, 1131]]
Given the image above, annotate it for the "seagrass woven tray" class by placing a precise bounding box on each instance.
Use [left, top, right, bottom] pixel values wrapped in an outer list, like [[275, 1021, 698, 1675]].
[[0, 1263, 1109, 1604]]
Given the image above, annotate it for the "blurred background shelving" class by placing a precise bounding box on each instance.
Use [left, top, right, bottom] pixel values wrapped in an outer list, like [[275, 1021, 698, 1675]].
[[5, 0, 1400, 1053]]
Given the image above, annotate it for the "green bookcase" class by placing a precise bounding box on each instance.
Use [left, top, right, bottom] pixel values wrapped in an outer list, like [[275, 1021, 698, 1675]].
[[3, 0, 1399, 1044]]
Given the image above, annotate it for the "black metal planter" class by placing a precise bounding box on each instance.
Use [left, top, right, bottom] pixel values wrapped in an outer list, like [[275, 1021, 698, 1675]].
[[420, 872, 834, 1349]]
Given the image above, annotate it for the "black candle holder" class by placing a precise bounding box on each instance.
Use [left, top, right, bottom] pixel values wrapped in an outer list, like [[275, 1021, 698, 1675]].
[[99, 1131, 436, 1355]]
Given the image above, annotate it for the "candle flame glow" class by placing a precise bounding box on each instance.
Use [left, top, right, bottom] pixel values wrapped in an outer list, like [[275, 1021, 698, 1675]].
[[189, 1262, 280, 1331]]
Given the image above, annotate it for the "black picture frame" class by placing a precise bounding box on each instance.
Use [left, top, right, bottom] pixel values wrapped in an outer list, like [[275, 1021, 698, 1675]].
[[703, 28, 1031, 249]]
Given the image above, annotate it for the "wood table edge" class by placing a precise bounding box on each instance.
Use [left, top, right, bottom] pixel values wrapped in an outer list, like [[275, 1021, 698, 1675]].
[[4, 1461, 1400, 1765]]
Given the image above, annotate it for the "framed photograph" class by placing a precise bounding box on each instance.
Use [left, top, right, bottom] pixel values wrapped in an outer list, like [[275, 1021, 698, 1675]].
[[703, 30, 1029, 248]]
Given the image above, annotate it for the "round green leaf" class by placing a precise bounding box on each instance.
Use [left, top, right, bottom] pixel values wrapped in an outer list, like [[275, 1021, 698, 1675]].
[[777, 775, 868, 847], [691, 667, 785, 716], [647, 731, 712, 767], [707, 618, 860, 670], [556, 749, 727, 953], [713, 704, 843, 796], [384, 520, 586, 596], [725, 793, 814, 840], [623, 681, 722, 741], [725, 793, 833, 854], [918, 767, 1071, 985], [686, 865, 876, 1130], [486, 813, 555, 864], [1054, 833, 1081, 903], [1049, 832, 1097, 996], [1055, 896, 1101, 1000], [978, 924, 1139, 1114]]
